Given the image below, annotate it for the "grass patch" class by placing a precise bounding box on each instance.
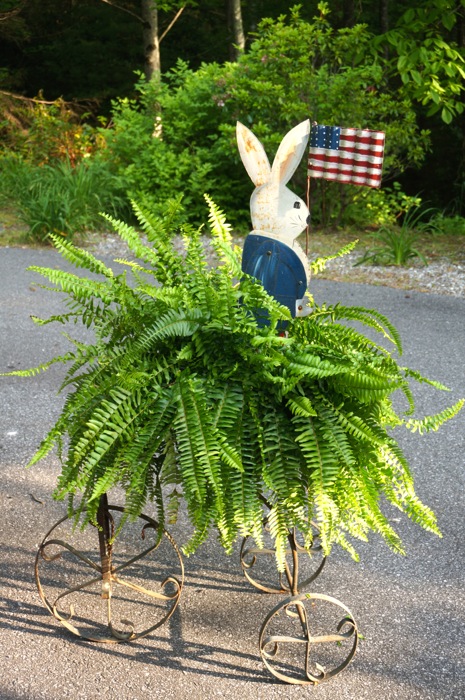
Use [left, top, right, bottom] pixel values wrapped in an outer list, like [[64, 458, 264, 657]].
[[0, 207, 31, 247], [303, 227, 465, 266]]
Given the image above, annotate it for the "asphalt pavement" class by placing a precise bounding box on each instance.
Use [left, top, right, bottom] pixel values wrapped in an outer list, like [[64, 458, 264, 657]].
[[1, 247, 464, 700]]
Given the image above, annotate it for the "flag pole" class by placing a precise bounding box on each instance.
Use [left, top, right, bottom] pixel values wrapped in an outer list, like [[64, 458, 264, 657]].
[[306, 174, 311, 257], [306, 121, 317, 257]]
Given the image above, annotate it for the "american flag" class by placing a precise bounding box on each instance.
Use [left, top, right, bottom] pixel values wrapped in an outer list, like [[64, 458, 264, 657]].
[[307, 124, 385, 188]]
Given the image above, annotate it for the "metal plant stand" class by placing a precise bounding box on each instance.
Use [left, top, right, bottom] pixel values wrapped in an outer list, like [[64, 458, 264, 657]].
[[35, 494, 184, 643], [36, 495, 357, 684], [240, 517, 358, 685], [240, 521, 326, 595]]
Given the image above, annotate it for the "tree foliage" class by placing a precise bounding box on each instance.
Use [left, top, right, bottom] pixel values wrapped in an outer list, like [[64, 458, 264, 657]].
[[377, 0, 465, 124], [2, 1, 465, 222], [99, 7, 431, 227], [211, 4, 431, 222]]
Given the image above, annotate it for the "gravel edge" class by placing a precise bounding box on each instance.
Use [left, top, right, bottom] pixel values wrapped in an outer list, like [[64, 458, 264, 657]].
[[86, 233, 465, 298]]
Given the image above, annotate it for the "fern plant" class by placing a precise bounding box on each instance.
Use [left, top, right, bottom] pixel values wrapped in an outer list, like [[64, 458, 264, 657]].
[[10, 196, 463, 570]]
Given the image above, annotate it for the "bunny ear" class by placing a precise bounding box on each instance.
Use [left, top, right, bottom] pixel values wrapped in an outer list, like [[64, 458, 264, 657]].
[[270, 119, 311, 185], [236, 122, 271, 186]]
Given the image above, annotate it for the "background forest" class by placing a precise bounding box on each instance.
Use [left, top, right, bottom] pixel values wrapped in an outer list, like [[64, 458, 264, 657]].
[[1, 0, 465, 250]]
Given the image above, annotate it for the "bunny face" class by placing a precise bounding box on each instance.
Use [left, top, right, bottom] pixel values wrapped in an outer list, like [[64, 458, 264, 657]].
[[250, 183, 309, 243], [237, 120, 311, 247]]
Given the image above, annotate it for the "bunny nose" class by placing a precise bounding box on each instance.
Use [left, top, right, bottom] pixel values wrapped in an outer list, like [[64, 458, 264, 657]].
[[306, 214, 311, 225]]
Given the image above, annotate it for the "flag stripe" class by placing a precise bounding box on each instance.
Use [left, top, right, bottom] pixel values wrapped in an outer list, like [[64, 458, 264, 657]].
[[309, 162, 383, 178], [308, 171, 382, 187], [339, 142, 384, 154], [310, 171, 382, 184], [309, 163, 383, 178], [310, 150, 384, 165], [340, 128, 385, 140], [308, 124, 385, 188], [340, 139, 384, 151]]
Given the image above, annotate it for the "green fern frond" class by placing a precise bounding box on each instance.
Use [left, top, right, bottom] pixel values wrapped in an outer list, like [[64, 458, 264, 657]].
[[267, 503, 290, 571], [183, 223, 208, 273], [294, 415, 340, 491], [311, 303, 403, 354], [286, 395, 317, 417], [166, 488, 182, 525], [128, 200, 185, 283], [347, 461, 406, 549], [218, 437, 243, 472], [181, 502, 216, 556], [205, 193, 233, 244], [113, 258, 149, 273], [49, 234, 115, 278], [28, 424, 66, 467], [313, 493, 340, 555], [405, 399, 464, 434], [27, 266, 115, 305], [331, 370, 402, 403], [209, 383, 244, 433], [313, 397, 356, 470], [402, 491, 441, 536], [115, 391, 176, 470], [131, 196, 180, 242], [2, 352, 75, 378], [286, 351, 350, 379], [101, 211, 160, 269], [329, 402, 385, 446], [401, 367, 451, 392], [30, 312, 76, 326], [261, 407, 302, 497], [204, 195, 242, 274], [134, 307, 205, 349], [310, 240, 358, 275], [174, 375, 221, 507]]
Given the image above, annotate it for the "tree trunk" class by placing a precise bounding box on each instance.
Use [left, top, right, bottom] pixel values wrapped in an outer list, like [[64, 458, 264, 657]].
[[141, 0, 160, 79], [342, 0, 355, 28], [228, 0, 245, 61], [379, 0, 389, 60], [379, 0, 389, 34]]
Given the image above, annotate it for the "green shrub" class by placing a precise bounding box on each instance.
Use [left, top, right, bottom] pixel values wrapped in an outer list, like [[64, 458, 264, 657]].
[[100, 6, 431, 230], [429, 214, 465, 236], [10, 198, 463, 569], [0, 156, 127, 242], [0, 93, 101, 166], [355, 224, 427, 267], [99, 67, 241, 228], [355, 196, 441, 266], [342, 183, 423, 228], [205, 5, 430, 227]]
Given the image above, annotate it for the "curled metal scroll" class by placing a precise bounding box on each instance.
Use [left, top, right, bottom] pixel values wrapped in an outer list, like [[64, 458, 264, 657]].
[[259, 592, 358, 685], [240, 522, 326, 595], [35, 501, 184, 643]]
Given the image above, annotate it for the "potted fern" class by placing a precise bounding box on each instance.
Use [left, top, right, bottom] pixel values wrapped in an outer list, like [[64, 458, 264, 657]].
[[16, 195, 462, 571]]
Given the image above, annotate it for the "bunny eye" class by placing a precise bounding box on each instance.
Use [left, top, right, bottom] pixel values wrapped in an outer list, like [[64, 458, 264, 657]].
[[293, 201, 301, 209]]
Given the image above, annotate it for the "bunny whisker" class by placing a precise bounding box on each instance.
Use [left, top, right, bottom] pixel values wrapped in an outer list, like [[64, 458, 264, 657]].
[[289, 216, 305, 228]]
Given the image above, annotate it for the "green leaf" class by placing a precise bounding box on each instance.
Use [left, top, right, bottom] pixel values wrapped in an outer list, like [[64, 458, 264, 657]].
[[441, 106, 453, 124]]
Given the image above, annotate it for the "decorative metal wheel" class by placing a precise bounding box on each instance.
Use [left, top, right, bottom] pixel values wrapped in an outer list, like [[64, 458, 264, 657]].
[[259, 592, 358, 685], [35, 497, 184, 643], [240, 521, 326, 595]]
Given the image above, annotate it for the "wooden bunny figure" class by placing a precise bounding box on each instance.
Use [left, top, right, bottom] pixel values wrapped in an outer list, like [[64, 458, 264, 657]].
[[236, 120, 311, 325]]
